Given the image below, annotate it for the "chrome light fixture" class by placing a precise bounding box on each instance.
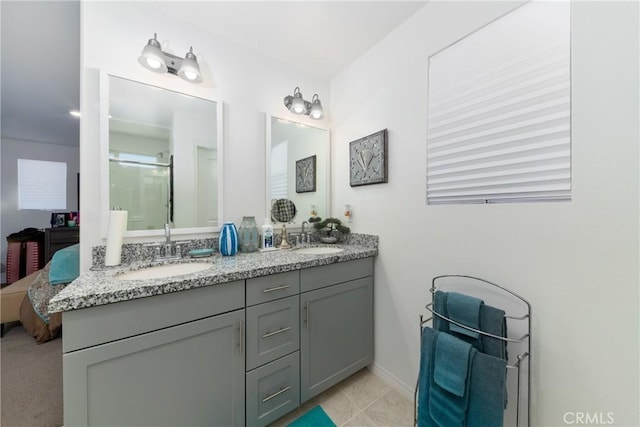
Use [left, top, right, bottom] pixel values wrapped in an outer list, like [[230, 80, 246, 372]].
[[138, 33, 202, 83], [284, 87, 324, 120]]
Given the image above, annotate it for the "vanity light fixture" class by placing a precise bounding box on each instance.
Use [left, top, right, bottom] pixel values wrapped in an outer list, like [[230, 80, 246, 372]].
[[284, 87, 324, 120], [138, 33, 202, 83]]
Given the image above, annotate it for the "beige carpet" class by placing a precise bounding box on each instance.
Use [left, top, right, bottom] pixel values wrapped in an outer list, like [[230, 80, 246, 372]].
[[0, 322, 63, 427]]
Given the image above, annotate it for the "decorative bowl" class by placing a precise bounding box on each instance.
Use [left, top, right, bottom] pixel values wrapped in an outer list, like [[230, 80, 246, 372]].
[[319, 236, 338, 244]]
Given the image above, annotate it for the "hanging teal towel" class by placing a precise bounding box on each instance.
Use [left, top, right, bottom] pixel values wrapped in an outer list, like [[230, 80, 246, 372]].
[[467, 351, 507, 426], [447, 292, 483, 338], [417, 327, 436, 427], [419, 327, 506, 427], [433, 290, 450, 333], [479, 304, 508, 360], [434, 333, 473, 397], [429, 333, 476, 427]]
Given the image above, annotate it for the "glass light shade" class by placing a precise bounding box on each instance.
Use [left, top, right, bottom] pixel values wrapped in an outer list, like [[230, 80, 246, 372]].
[[138, 43, 167, 73], [291, 95, 306, 114], [177, 48, 202, 82], [309, 100, 323, 119]]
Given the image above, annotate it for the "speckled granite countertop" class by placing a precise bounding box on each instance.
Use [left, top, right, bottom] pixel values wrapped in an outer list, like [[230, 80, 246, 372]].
[[48, 242, 377, 313]]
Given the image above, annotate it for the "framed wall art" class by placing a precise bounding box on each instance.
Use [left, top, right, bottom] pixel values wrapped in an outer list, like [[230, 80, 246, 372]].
[[295, 155, 316, 193], [349, 129, 388, 186]]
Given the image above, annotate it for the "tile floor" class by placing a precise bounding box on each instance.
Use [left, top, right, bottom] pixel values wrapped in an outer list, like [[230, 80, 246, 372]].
[[269, 368, 415, 427]]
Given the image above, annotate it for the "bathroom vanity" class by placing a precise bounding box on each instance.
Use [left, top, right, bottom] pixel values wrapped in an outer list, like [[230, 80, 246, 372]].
[[50, 243, 375, 426]]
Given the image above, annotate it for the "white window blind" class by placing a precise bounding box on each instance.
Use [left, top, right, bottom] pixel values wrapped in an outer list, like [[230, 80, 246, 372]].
[[17, 159, 67, 210], [270, 140, 288, 199], [427, 0, 571, 205]]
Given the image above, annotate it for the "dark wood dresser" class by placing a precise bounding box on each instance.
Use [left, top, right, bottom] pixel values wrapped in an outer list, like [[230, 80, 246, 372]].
[[45, 227, 79, 262]]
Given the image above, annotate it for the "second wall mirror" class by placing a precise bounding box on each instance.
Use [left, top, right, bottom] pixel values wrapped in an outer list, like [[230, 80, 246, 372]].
[[266, 116, 329, 224]]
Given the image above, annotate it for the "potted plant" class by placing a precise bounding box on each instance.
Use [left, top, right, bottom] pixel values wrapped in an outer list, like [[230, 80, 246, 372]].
[[312, 217, 350, 243]]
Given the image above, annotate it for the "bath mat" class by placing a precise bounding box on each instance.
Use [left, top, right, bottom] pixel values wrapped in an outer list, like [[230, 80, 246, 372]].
[[287, 405, 336, 427]]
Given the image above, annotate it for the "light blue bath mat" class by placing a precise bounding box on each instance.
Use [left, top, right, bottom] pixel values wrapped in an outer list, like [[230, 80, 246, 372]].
[[287, 405, 336, 427]]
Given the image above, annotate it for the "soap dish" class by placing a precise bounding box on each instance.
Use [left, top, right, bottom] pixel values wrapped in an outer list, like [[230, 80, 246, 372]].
[[188, 248, 214, 258]]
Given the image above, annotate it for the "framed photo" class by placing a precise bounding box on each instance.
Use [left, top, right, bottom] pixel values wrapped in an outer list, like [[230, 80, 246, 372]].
[[349, 129, 388, 187], [296, 155, 316, 193], [51, 213, 67, 228]]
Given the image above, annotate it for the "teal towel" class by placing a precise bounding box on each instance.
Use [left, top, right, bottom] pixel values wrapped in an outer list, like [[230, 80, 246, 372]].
[[434, 333, 473, 397], [417, 327, 436, 427], [429, 333, 476, 427], [433, 290, 450, 333], [447, 292, 483, 339], [288, 405, 336, 427], [48, 244, 80, 285], [479, 304, 508, 360], [418, 327, 506, 427], [467, 352, 507, 427]]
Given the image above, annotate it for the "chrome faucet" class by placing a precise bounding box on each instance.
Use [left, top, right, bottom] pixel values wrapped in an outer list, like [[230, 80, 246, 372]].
[[164, 223, 171, 243], [301, 221, 310, 245], [164, 223, 172, 256]]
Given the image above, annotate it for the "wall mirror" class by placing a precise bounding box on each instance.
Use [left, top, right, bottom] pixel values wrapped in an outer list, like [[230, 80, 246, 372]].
[[102, 74, 223, 237], [266, 116, 329, 225]]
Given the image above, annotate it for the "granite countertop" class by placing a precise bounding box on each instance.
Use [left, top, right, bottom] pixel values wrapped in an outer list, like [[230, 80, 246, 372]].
[[48, 242, 377, 313]]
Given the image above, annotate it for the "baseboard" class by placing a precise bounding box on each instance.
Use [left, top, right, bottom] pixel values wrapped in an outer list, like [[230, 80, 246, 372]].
[[367, 362, 415, 402]]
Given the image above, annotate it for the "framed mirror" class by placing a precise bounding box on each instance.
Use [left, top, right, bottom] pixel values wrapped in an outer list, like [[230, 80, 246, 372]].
[[266, 116, 329, 225], [101, 74, 223, 237]]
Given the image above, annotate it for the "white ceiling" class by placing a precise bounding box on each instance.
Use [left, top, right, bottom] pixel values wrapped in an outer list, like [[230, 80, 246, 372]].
[[0, 1, 426, 148]]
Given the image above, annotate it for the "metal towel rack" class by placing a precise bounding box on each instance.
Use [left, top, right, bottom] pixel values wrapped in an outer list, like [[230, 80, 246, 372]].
[[414, 275, 531, 427]]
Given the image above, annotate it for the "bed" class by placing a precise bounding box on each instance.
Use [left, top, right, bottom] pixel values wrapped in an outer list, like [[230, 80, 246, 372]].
[[19, 243, 79, 344]]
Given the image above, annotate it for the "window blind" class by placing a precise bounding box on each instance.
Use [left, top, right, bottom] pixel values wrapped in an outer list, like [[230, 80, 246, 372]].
[[427, 0, 571, 205], [18, 159, 67, 210], [270, 140, 288, 199]]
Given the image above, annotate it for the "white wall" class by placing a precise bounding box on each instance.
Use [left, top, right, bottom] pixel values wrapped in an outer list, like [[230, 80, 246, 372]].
[[330, 1, 639, 425], [0, 138, 79, 282], [80, 1, 329, 271]]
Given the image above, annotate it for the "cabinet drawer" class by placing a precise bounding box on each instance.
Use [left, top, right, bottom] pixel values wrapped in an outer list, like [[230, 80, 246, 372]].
[[246, 295, 299, 370], [247, 271, 300, 306], [246, 352, 300, 427], [300, 257, 373, 293], [63, 280, 245, 353]]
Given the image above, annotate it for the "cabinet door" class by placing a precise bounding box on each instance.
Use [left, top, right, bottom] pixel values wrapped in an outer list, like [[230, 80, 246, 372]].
[[63, 310, 245, 427], [300, 277, 373, 403]]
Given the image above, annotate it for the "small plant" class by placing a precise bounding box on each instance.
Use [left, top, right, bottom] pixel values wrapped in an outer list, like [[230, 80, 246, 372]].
[[313, 217, 350, 237]]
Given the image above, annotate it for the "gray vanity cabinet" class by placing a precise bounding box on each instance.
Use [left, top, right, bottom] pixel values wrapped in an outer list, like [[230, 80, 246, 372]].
[[63, 310, 245, 426], [62, 280, 246, 427], [62, 257, 373, 427], [299, 258, 374, 403]]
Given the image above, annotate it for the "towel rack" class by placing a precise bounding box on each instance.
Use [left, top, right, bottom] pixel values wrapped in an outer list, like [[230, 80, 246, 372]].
[[414, 275, 531, 427]]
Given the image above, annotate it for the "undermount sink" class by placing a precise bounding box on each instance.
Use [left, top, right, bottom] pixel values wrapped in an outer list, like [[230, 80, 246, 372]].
[[116, 262, 211, 281], [294, 246, 344, 255]]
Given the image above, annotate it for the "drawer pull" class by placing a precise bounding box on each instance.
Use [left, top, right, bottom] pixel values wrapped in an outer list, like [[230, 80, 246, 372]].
[[262, 385, 291, 403], [262, 284, 291, 293], [262, 326, 291, 339]]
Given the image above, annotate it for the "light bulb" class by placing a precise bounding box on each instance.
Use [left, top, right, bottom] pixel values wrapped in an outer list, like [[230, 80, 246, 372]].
[[292, 97, 305, 114], [146, 57, 162, 69]]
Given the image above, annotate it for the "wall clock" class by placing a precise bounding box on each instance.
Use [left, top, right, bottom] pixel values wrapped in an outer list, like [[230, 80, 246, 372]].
[[349, 129, 388, 186], [296, 155, 316, 193]]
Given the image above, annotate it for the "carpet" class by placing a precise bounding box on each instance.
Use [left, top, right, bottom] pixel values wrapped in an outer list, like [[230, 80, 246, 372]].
[[287, 405, 336, 427], [0, 323, 63, 427]]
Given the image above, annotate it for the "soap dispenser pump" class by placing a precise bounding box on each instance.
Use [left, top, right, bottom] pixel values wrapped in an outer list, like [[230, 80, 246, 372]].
[[261, 218, 274, 249]]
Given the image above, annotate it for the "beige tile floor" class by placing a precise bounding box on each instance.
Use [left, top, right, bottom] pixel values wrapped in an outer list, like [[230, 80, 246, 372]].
[[269, 368, 414, 427]]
